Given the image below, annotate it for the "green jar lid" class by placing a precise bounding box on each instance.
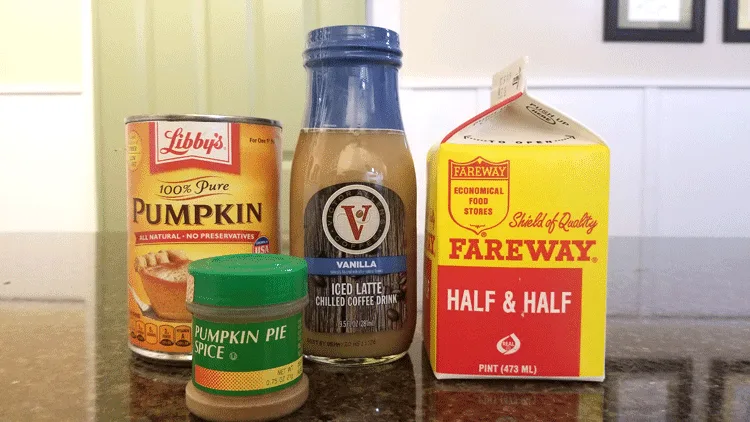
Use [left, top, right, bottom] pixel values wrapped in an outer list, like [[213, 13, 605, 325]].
[[188, 254, 308, 307]]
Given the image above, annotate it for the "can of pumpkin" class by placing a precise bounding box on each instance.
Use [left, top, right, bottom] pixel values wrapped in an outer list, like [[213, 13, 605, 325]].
[[125, 114, 281, 363]]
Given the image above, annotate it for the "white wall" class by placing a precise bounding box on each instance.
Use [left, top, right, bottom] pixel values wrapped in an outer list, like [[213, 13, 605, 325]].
[[0, 92, 96, 232], [0, 0, 95, 302], [401, 84, 750, 238], [0, 0, 84, 84], [0, 0, 96, 233], [368, 0, 750, 238], [400, 0, 750, 80]]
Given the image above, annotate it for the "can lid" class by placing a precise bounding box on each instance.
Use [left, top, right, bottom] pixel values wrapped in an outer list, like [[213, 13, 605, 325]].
[[188, 254, 308, 307], [124, 114, 282, 128]]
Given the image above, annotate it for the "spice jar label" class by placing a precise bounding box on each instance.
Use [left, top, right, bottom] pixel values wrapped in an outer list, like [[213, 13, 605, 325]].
[[303, 183, 408, 333], [192, 314, 303, 396]]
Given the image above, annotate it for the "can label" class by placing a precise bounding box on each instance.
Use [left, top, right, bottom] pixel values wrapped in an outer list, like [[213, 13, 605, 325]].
[[126, 119, 280, 356], [192, 314, 303, 396], [303, 182, 408, 333]]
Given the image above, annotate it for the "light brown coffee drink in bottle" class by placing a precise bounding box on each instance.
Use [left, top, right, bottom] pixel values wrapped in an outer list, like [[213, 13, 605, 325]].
[[290, 26, 417, 365]]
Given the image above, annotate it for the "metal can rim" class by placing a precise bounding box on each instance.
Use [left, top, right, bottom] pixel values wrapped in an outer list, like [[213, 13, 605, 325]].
[[125, 114, 282, 128]]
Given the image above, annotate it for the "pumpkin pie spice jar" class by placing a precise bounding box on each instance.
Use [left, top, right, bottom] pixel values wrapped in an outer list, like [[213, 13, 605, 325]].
[[185, 254, 309, 421]]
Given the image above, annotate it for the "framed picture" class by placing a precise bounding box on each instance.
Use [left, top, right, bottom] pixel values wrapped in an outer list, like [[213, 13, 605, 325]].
[[724, 0, 750, 42], [604, 0, 705, 42]]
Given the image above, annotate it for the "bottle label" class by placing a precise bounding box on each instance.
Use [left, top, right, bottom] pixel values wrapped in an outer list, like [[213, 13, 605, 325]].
[[304, 183, 408, 333], [191, 314, 303, 396]]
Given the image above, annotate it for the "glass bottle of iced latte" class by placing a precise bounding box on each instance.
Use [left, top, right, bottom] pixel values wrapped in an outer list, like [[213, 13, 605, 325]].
[[290, 26, 416, 365]]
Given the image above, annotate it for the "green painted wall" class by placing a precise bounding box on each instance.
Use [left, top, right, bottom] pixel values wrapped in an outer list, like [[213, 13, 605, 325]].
[[94, 0, 366, 233]]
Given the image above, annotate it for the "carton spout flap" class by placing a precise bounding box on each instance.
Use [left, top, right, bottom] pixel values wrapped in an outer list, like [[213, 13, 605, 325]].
[[440, 57, 606, 147], [490, 57, 528, 107]]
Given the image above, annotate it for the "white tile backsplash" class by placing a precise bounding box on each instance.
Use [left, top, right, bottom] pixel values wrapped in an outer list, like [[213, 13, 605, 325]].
[[0, 233, 95, 300], [651, 89, 750, 237], [641, 238, 750, 316]]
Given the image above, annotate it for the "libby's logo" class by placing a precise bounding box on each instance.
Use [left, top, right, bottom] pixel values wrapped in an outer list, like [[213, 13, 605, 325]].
[[448, 157, 509, 235], [161, 128, 224, 156], [149, 121, 240, 174], [323, 184, 390, 255]]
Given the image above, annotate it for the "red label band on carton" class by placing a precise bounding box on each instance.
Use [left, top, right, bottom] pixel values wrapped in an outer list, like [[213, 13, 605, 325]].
[[436, 266, 582, 377]]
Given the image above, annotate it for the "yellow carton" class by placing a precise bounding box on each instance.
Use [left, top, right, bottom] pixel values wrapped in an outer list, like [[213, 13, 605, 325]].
[[423, 58, 609, 380]]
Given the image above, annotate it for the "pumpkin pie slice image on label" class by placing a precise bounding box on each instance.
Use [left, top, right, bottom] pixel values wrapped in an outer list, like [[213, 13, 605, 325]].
[[134, 250, 192, 322]]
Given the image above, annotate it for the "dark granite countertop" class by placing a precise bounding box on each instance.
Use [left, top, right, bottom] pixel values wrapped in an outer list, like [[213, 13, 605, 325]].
[[1, 235, 749, 421]]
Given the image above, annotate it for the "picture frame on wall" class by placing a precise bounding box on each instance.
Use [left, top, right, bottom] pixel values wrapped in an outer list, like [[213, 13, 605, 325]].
[[604, 0, 705, 42], [724, 0, 750, 42]]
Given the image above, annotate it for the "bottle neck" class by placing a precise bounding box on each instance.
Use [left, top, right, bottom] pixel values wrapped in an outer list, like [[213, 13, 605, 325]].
[[303, 63, 403, 131]]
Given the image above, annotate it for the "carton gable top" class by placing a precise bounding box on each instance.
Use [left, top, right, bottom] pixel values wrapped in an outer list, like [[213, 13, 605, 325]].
[[440, 57, 607, 148]]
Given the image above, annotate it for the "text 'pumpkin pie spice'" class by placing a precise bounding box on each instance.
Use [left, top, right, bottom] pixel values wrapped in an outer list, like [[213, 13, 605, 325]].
[[126, 115, 282, 363], [185, 254, 309, 422]]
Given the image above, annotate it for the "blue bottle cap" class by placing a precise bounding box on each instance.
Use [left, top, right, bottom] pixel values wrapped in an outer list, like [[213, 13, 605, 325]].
[[304, 25, 402, 67]]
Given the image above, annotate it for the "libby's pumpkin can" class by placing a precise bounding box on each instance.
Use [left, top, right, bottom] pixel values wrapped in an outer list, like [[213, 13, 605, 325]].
[[125, 114, 281, 362]]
